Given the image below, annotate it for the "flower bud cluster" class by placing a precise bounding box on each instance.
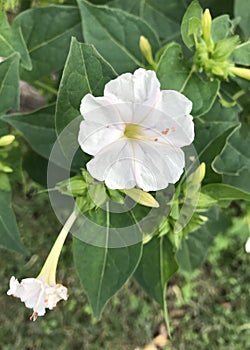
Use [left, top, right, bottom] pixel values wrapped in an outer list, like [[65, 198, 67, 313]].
[[194, 9, 250, 81]]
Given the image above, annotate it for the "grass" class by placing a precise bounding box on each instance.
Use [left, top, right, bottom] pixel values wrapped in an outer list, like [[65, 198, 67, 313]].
[[1, 184, 250, 349]]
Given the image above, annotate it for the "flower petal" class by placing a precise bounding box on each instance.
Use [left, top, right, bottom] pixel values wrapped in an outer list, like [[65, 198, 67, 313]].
[[132, 141, 185, 191], [78, 120, 124, 156], [87, 139, 137, 189], [19, 278, 45, 306], [86, 138, 185, 191], [104, 68, 160, 103], [80, 94, 122, 125], [45, 284, 68, 310], [7, 277, 68, 318], [7, 276, 20, 296], [159, 90, 192, 116], [245, 237, 250, 253], [152, 90, 194, 147]]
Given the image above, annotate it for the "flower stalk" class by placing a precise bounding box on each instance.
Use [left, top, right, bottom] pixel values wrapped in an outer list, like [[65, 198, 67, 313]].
[[37, 209, 78, 285]]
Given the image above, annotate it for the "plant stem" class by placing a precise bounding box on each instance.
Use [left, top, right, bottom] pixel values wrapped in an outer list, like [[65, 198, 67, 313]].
[[34, 80, 58, 95]]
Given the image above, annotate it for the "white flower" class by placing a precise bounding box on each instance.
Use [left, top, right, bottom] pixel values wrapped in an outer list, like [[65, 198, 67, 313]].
[[7, 210, 77, 320], [245, 237, 250, 253], [7, 276, 67, 321], [78, 68, 194, 191]]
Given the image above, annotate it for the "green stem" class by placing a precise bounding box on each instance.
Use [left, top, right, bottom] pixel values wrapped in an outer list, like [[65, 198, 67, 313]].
[[179, 65, 195, 93], [233, 89, 245, 101], [34, 80, 58, 95]]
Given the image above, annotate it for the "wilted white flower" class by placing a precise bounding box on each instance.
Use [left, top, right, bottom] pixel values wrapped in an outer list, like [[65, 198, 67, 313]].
[[7, 211, 77, 320], [7, 276, 67, 321], [78, 68, 194, 191]]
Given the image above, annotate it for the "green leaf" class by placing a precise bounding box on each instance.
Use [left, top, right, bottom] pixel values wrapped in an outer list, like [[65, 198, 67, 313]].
[[0, 190, 27, 254], [202, 183, 250, 207], [89, 0, 110, 3], [183, 73, 219, 117], [156, 42, 190, 91], [231, 41, 250, 66], [213, 124, 250, 192], [176, 208, 231, 274], [56, 38, 117, 171], [193, 100, 240, 182], [73, 236, 142, 318], [77, 0, 160, 74], [56, 37, 117, 136], [211, 15, 233, 42], [181, 0, 202, 49], [13, 6, 83, 81], [156, 43, 219, 116], [0, 173, 11, 192], [23, 150, 48, 187], [0, 120, 8, 136], [2, 104, 56, 159], [234, 0, 250, 39], [108, 0, 140, 15], [0, 54, 19, 115], [140, 0, 187, 43], [0, 12, 31, 70], [134, 236, 178, 308]]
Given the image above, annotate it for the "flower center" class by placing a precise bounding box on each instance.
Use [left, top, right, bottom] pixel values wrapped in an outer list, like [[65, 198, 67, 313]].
[[124, 123, 144, 140]]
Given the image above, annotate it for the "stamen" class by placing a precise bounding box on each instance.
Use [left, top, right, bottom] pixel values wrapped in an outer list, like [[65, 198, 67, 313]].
[[30, 311, 38, 321]]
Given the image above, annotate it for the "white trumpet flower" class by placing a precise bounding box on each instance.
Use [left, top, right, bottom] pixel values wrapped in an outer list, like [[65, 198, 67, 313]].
[[78, 68, 194, 191], [7, 210, 77, 320]]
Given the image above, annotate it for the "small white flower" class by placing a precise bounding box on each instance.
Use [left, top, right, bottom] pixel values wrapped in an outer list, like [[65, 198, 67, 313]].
[[7, 211, 77, 320], [7, 276, 67, 321], [78, 68, 194, 191], [245, 237, 250, 253]]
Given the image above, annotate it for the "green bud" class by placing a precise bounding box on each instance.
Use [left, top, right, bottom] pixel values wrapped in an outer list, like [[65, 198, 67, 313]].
[[123, 188, 159, 208], [68, 177, 87, 196], [213, 36, 240, 61], [108, 189, 125, 204], [201, 9, 212, 46], [0, 135, 15, 147], [88, 183, 107, 207], [186, 163, 206, 196], [211, 65, 226, 77], [56, 175, 86, 197], [139, 35, 155, 66], [197, 192, 217, 210], [81, 168, 94, 184], [230, 66, 250, 80], [0, 162, 13, 173]]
